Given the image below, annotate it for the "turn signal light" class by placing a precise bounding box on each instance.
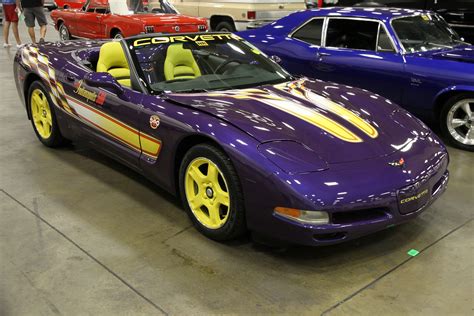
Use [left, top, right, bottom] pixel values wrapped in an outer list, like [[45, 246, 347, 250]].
[[247, 11, 256, 20], [274, 207, 329, 225]]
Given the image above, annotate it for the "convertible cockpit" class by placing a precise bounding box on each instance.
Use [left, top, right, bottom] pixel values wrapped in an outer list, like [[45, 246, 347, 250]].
[[75, 33, 292, 94]]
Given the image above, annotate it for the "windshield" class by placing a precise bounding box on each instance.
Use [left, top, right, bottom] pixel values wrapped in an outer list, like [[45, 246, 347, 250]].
[[126, 33, 292, 93], [107, 0, 177, 14], [392, 14, 465, 53]]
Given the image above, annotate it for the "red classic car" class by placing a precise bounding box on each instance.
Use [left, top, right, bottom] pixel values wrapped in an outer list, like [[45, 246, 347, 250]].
[[51, 0, 207, 40]]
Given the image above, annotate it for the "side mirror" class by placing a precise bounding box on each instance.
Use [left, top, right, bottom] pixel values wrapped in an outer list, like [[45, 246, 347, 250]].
[[83, 72, 124, 96], [270, 55, 282, 64]]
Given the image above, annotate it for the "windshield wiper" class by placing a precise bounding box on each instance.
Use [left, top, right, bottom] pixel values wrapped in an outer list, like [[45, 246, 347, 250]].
[[422, 41, 454, 49], [208, 76, 254, 83], [172, 88, 210, 93]]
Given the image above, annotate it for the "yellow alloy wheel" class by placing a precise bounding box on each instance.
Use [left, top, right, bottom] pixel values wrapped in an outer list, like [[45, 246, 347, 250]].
[[184, 157, 231, 229], [30, 89, 53, 139]]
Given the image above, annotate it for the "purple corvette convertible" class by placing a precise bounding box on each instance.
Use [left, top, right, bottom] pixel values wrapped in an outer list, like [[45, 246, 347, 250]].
[[13, 33, 449, 246]]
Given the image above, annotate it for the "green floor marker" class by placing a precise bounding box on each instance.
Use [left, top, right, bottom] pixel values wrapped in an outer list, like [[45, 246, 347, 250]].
[[407, 249, 420, 257]]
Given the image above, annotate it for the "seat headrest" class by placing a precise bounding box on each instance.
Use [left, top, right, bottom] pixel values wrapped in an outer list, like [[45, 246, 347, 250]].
[[97, 41, 129, 72]]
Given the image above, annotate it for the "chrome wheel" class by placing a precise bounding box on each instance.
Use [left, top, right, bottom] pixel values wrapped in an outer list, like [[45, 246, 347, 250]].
[[59, 24, 70, 41], [113, 32, 123, 39], [447, 99, 474, 146]]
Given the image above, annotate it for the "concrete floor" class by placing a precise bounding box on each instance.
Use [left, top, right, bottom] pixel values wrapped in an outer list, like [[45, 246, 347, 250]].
[[1, 16, 473, 315]]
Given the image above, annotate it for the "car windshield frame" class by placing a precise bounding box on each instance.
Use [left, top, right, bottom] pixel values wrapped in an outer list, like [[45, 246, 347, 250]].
[[390, 13, 466, 54], [124, 33, 293, 95]]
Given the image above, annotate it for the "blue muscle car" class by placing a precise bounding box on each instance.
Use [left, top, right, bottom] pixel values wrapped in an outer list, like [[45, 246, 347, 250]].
[[240, 7, 474, 151]]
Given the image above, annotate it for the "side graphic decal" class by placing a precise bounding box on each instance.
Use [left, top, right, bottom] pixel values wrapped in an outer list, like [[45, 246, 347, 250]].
[[21, 46, 162, 160]]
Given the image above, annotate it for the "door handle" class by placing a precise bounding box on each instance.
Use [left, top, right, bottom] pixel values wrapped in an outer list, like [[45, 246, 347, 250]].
[[318, 52, 331, 57]]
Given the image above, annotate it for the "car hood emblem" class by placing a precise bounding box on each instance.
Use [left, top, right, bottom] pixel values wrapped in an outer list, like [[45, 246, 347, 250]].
[[388, 158, 406, 169]]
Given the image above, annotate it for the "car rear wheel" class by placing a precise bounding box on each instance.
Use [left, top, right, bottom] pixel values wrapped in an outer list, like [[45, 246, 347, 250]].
[[113, 32, 123, 39], [215, 21, 235, 32], [440, 94, 474, 151], [28, 81, 67, 147], [179, 144, 246, 241], [59, 23, 71, 41]]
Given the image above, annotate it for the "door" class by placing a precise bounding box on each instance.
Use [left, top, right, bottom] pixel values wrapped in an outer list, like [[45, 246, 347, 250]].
[[73, 6, 102, 38], [316, 18, 406, 104], [61, 64, 144, 169], [272, 17, 325, 76]]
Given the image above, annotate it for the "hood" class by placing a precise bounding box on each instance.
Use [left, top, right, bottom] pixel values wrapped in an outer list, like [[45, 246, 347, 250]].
[[120, 13, 206, 25], [427, 46, 474, 63], [166, 80, 429, 164]]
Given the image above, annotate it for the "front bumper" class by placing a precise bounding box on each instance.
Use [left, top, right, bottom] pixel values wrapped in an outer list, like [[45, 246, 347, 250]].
[[272, 170, 449, 246], [243, 136, 450, 246]]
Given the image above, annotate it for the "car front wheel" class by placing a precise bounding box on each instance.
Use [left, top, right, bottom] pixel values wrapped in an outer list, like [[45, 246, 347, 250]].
[[179, 144, 246, 241], [440, 94, 474, 151], [28, 81, 67, 147]]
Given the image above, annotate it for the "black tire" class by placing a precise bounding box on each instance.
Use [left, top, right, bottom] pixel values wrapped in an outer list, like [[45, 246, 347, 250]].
[[63, 5, 69, 9], [440, 93, 474, 152], [112, 31, 123, 39], [179, 143, 246, 241], [59, 23, 71, 41], [214, 21, 235, 32], [28, 81, 67, 147]]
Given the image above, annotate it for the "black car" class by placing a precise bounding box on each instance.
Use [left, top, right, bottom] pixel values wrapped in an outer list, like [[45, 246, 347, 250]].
[[307, 0, 474, 43]]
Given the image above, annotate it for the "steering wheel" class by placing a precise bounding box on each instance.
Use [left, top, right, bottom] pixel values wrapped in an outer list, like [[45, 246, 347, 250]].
[[215, 59, 243, 74]]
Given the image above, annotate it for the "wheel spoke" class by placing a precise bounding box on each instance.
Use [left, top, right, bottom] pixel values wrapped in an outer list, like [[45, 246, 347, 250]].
[[188, 165, 205, 185], [207, 203, 221, 224], [215, 189, 229, 207], [43, 118, 51, 134], [452, 118, 468, 128], [461, 102, 472, 118], [188, 195, 204, 210], [206, 163, 219, 183], [32, 95, 43, 108], [32, 111, 41, 124], [467, 127, 474, 140]]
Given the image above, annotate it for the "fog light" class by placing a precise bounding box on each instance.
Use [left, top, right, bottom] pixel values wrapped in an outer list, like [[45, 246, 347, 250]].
[[274, 207, 329, 225]]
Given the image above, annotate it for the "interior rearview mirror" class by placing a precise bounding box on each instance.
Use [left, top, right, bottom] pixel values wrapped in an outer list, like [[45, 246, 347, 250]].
[[83, 72, 125, 96]]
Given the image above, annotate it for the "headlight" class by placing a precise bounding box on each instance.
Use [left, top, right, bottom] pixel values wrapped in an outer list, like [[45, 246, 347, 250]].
[[258, 140, 328, 174], [274, 207, 329, 225]]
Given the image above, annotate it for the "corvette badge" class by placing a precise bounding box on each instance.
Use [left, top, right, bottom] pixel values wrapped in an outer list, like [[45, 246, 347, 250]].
[[389, 158, 405, 169], [150, 115, 160, 129]]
